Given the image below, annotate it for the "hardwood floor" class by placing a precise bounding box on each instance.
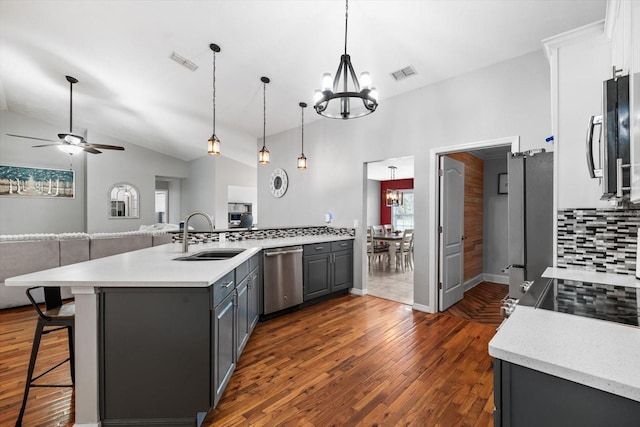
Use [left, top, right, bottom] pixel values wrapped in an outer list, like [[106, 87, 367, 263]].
[[443, 282, 508, 328], [1, 295, 498, 426]]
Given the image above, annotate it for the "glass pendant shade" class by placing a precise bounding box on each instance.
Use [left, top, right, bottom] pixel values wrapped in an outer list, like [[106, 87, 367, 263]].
[[297, 154, 307, 170], [207, 134, 220, 155], [259, 145, 270, 164]]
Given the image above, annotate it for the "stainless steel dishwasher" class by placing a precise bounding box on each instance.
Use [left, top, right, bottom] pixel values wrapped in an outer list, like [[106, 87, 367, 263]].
[[263, 246, 303, 314]]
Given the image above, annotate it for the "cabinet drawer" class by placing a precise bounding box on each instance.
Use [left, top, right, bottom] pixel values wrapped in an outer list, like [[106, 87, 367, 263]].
[[303, 243, 331, 255], [212, 270, 235, 307], [331, 240, 353, 252], [236, 260, 250, 283]]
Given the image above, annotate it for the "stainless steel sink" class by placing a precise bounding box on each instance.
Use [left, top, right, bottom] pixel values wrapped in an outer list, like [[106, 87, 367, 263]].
[[173, 248, 245, 261]]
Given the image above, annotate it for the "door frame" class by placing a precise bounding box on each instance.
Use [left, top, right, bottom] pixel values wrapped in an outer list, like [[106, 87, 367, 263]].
[[428, 136, 520, 312]]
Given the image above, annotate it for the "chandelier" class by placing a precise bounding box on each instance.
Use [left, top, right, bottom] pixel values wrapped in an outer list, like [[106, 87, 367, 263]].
[[297, 102, 307, 170], [207, 43, 221, 155], [258, 76, 270, 164], [313, 0, 378, 119], [385, 166, 403, 207]]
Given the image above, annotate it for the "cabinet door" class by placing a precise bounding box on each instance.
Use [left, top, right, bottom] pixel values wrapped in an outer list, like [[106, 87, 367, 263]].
[[213, 291, 235, 407], [247, 268, 260, 332], [332, 249, 353, 291], [303, 253, 331, 300], [235, 276, 249, 358]]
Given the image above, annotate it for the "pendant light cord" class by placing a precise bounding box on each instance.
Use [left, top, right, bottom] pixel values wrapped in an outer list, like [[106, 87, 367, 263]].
[[69, 80, 73, 133], [301, 106, 305, 154], [262, 81, 266, 149], [212, 49, 216, 135], [344, 0, 349, 56]]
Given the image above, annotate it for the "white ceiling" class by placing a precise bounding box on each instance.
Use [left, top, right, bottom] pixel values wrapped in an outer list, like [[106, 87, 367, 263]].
[[0, 0, 606, 164]]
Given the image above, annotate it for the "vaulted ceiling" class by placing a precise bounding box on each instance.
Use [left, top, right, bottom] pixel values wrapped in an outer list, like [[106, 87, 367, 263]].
[[0, 0, 607, 165]]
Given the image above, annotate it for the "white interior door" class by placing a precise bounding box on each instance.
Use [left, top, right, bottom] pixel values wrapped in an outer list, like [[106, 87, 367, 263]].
[[439, 156, 465, 311]]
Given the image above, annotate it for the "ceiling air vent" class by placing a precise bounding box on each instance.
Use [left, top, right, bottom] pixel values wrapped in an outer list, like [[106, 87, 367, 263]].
[[169, 51, 199, 71], [391, 65, 417, 81]]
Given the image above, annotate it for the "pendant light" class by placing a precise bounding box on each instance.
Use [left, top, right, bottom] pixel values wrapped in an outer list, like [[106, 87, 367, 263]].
[[313, 0, 378, 119], [207, 43, 221, 155], [297, 102, 307, 170], [258, 76, 270, 164], [385, 166, 403, 207]]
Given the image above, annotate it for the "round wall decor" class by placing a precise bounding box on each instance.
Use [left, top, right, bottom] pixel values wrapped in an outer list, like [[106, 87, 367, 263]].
[[269, 168, 288, 198]]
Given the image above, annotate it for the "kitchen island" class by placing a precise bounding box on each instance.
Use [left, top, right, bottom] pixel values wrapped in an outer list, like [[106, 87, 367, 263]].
[[6, 234, 354, 427], [489, 268, 640, 426]]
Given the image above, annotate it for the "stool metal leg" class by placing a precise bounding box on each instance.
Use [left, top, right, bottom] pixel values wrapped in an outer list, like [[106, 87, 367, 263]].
[[16, 320, 44, 427], [67, 325, 75, 384]]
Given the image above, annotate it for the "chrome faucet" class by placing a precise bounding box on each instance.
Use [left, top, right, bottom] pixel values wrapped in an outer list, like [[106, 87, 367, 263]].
[[182, 211, 214, 252]]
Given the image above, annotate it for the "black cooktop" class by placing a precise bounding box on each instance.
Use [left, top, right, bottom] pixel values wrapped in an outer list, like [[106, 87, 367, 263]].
[[538, 279, 640, 327]]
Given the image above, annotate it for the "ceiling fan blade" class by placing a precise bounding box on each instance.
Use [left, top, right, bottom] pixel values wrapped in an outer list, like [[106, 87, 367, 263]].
[[86, 143, 125, 151], [32, 143, 63, 148], [83, 146, 102, 154], [7, 133, 59, 143]]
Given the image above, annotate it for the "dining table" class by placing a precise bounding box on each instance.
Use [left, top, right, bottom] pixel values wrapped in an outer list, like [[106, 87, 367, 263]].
[[372, 232, 404, 270]]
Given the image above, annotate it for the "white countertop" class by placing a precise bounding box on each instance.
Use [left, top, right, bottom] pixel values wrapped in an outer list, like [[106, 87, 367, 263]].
[[5, 234, 353, 289], [543, 267, 640, 289], [489, 304, 640, 402]]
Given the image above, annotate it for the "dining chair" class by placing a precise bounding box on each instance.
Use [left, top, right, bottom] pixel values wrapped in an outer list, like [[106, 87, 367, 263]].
[[16, 287, 75, 426], [372, 225, 384, 235], [368, 227, 389, 270], [396, 228, 414, 272], [383, 224, 393, 233]]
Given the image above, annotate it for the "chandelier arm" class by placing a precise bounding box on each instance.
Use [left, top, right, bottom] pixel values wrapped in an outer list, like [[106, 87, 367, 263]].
[[332, 57, 345, 94], [345, 55, 361, 92]]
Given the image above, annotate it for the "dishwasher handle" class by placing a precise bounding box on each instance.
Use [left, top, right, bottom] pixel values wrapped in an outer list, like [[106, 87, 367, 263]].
[[264, 248, 304, 257]]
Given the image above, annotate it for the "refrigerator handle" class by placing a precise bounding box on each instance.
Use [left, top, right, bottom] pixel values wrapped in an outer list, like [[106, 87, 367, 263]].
[[586, 115, 603, 179]]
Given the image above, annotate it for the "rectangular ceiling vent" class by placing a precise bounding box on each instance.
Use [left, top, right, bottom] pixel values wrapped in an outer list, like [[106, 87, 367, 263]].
[[169, 52, 199, 72], [391, 65, 417, 81]]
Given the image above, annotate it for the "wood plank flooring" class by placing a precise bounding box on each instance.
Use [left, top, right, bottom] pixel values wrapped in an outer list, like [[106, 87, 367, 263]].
[[1, 295, 498, 426], [443, 282, 508, 328]]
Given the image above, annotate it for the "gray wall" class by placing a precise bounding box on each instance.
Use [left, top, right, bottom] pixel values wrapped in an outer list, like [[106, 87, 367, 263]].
[[0, 110, 87, 234], [483, 157, 509, 281], [258, 50, 551, 311], [367, 179, 380, 226], [86, 130, 188, 233], [181, 155, 257, 229]]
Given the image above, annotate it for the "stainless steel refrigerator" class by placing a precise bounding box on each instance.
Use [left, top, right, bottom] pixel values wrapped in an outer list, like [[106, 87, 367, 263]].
[[507, 150, 554, 299]]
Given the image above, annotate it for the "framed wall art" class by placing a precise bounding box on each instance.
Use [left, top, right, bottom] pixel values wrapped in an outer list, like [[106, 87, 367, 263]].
[[0, 165, 75, 198]]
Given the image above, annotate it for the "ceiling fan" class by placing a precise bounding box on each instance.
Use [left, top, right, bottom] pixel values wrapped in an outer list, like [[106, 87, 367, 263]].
[[6, 75, 125, 154]]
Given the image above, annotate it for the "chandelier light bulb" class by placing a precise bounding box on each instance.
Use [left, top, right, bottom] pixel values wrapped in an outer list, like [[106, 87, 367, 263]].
[[313, 90, 323, 103], [322, 73, 333, 91], [370, 87, 379, 101], [360, 72, 371, 89]]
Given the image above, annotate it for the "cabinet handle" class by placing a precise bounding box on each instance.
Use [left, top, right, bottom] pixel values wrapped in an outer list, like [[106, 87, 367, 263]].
[[585, 115, 602, 179], [315, 246, 324, 250], [222, 281, 234, 288], [340, 242, 347, 246]]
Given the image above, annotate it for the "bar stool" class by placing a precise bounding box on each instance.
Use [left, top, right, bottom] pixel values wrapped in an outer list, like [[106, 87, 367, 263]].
[[16, 287, 75, 427]]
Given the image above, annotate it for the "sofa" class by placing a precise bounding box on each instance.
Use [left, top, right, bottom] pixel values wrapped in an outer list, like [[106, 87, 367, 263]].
[[0, 231, 173, 309]]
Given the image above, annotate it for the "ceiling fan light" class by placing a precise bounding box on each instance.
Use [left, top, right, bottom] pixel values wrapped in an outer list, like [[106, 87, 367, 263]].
[[64, 134, 83, 145], [208, 134, 221, 156], [57, 144, 83, 155]]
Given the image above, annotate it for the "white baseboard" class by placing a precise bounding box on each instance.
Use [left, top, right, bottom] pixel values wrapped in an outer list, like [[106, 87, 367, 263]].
[[483, 273, 509, 285], [412, 302, 434, 313], [463, 274, 484, 292], [350, 288, 366, 296]]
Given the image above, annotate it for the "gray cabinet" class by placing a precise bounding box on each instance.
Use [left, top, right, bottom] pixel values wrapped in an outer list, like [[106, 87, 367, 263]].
[[99, 255, 263, 425], [100, 288, 211, 425], [213, 289, 235, 407], [303, 240, 353, 301], [493, 358, 640, 426]]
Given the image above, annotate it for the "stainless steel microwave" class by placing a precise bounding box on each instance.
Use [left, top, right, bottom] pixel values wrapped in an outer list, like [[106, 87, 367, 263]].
[[586, 73, 630, 200]]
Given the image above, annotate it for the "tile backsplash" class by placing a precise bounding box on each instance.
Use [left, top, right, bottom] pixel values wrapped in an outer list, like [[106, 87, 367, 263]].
[[557, 209, 639, 275]]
